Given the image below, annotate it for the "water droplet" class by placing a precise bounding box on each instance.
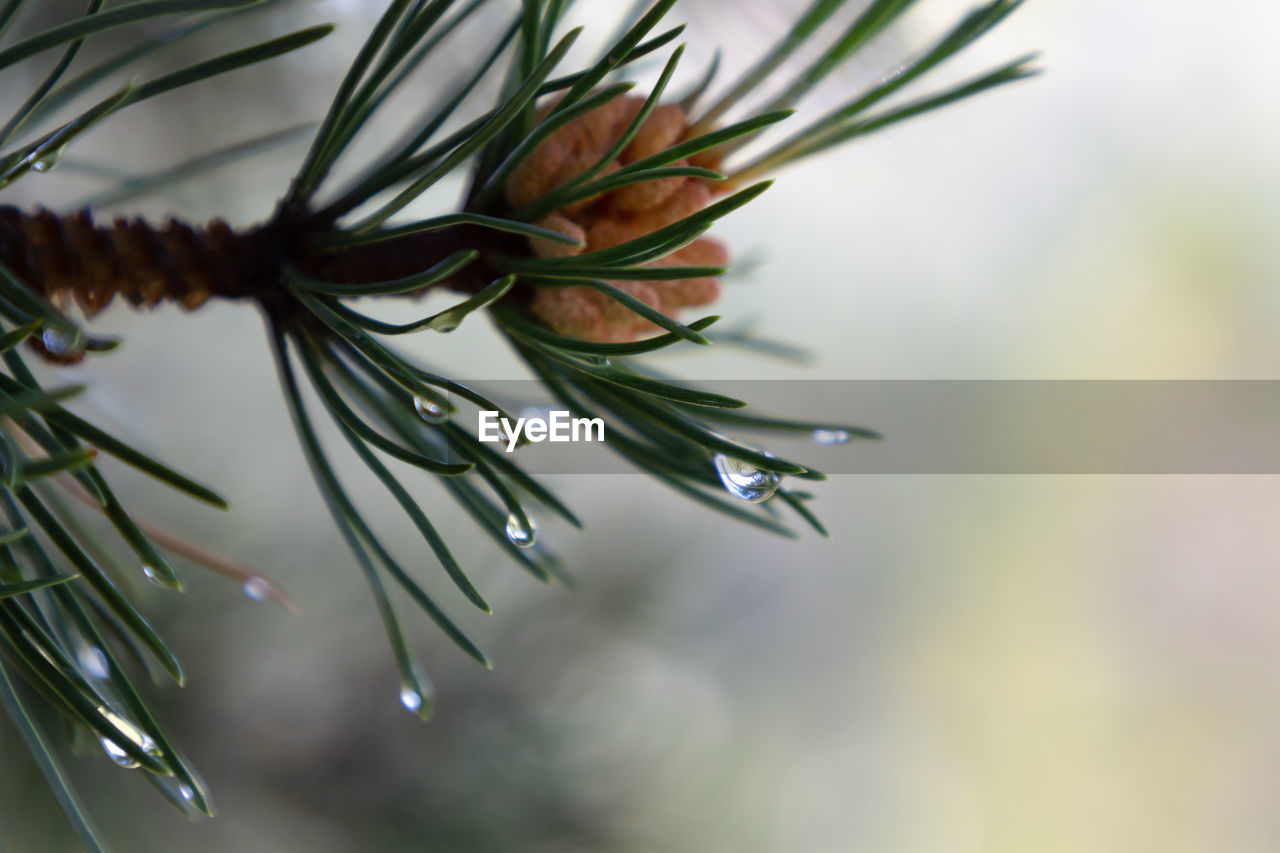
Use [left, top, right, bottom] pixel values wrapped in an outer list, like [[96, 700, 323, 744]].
[[713, 453, 780, 503], [498, 417, 534, 449], [100, 737, 140, 769], [140, 563, 181, 590], [399, 685, 423, 712], [413, 395, 449, 424], [504, 512, 537, 549], [41, 325, 83, 357], [812, 428, 852, 446], [77, 645, 109, 679], [178, 783, 195, 802], [519, 405, 553, 422], [97, 707, 160, 771], [431, 319, 460, 334], [242, 576, 271, 602], [30, 147, 64, 173], [98, 706, 161, 758], [398, 670, 434, 720]]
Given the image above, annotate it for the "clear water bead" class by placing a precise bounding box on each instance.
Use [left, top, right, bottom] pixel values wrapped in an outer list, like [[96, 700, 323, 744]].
[[41, 325, 83, 357], [140, 564, 180, 590], [242, 576, 271, 602], [98, 706, 160, 757], [77, 645, 110, 679], [413, 395, 449, 424], [31, 147, 64, 173], [504, 512, 537, 549], [812, 428, 853, 446], [97, 703, 160, 770], [519, 405, 553, 422], [100, 737, 140, 769], [713, 453, 780, 503], [399, 685, 423, 713]]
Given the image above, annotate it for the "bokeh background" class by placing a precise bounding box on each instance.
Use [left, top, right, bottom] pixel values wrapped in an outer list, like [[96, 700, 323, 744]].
[[4, 0, 1280, 850]]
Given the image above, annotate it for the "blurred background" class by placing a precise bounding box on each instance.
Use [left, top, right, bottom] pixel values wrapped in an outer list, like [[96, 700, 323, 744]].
[[4, 0, 1280, 850]]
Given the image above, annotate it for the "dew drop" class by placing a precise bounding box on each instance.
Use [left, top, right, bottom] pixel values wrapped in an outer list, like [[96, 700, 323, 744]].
[[41, 325, 83, 357], [140, 563, 181, 590], [241, 576, 271, 602], [399, 685, 423, 713], [398, 671, 434, 720], [519, 405, 553, 422], [77, 645, 110, 679], [432, 319, 460, 334], [498, 417, 533, 449], [713, 453, 780, 503], [413, 395, 449, 424], [31, 147, 64, 173], [98, 706, 161, 758], [504, 512, 537, 549], [178, 783, 195, 803], [100, 737, 140, 769], [812, 428, 853, 446]]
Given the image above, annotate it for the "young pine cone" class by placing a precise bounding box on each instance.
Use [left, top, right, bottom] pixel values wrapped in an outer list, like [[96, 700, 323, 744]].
[[505, 96, 727, 343]]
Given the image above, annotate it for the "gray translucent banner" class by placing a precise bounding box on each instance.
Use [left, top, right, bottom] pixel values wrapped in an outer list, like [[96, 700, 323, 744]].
[[437, 381, 1280, 474]]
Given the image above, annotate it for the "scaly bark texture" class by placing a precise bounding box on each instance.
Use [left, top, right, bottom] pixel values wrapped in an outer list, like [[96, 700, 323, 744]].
[[0, 206, 495, 315], [0, 206, 274, 314], [0, 96, 732, 350]]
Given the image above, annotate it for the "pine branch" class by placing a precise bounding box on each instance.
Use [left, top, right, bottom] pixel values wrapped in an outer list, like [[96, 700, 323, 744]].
[[0, 0, 1033, 846]]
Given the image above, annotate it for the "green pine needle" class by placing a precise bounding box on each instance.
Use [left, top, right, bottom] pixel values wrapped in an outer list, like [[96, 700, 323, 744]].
[[0, 0, 1032, 844]]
